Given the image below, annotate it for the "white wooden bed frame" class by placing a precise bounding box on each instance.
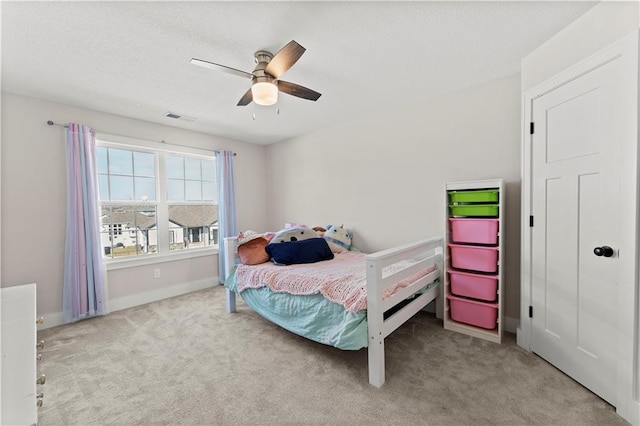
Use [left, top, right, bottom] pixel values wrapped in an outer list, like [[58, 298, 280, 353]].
[[223, 236, 443, 387]]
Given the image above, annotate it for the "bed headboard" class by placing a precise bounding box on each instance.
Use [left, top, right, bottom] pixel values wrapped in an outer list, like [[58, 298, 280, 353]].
[[223, 236, 240, 281]]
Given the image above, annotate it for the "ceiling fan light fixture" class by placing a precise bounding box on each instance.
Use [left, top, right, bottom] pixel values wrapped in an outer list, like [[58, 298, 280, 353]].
[[251, 81, 278, 106]]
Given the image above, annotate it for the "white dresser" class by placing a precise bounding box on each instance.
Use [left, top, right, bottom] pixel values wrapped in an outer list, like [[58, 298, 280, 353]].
[[1, 283, 40, 426]]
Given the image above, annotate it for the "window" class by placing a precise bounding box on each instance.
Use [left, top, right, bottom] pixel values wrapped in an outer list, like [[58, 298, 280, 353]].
[[96, 138, 217, 261], [165, 155, 217, 252]]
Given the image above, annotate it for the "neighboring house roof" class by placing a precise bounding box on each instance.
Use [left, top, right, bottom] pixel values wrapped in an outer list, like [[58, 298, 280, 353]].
[[101, 205, 218, 229], [168, 205, 218, 227], [101, 208, 157, 230]]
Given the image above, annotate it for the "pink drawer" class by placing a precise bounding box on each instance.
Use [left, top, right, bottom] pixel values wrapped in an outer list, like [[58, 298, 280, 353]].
[[449, 244, 499, 273], [449, 270, 498, 301], [447, 294, 498, 329], [449, 218, 499, 245]]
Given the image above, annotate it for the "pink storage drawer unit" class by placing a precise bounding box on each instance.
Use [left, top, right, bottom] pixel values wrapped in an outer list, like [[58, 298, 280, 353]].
[[447, 294, 498, 329], [449, 244, 499, 273], [449, 270, 498, 301], [449, 218, 499, 245]]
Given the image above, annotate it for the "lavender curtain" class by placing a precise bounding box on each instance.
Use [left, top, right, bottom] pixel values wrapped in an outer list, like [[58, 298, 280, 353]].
[[63, 123, 108, 323], [215, 151, 238, 283]]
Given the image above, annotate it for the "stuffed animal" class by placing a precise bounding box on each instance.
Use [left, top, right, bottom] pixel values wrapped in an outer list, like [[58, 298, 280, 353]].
[[269, 226, 319, 244], [323, 224, 352, 253], [236, 230, 270, 265], [312, 226, 326, 236]]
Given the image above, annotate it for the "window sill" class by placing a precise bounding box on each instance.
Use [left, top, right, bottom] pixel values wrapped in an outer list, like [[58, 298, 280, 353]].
[[104, 247, 218, 271]]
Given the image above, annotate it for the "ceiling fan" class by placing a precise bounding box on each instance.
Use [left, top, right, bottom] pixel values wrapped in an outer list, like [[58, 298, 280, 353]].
[[190, 40, 321, 107]]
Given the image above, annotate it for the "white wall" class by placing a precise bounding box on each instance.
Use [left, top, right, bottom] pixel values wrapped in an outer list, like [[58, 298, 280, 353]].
[[0, 92, 268, 320], [522, 1, 639, 92], [266, 74, 522, 320]]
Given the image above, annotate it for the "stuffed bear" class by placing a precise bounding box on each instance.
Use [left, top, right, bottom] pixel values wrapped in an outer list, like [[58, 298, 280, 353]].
[[323, 224, 352, 253], [269, 226, 320, 244]]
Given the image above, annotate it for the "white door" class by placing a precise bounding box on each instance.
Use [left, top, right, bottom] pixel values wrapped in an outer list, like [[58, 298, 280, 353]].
[[530, 54, 628, 406]]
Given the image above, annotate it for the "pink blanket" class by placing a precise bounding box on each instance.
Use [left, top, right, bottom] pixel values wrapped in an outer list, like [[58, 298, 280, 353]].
[[235, 252, 438, 312]]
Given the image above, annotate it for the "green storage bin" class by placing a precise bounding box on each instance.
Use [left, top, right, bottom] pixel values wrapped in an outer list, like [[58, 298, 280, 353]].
[[449, 189, 499, 204], [449, 204, 499, 217]]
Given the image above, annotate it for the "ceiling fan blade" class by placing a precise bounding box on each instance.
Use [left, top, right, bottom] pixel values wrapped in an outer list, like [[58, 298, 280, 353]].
[[265, 40, 306, 78], [278, 80, 321, 101], [237, 88, 253, 106], [190, 58, 253, 79]]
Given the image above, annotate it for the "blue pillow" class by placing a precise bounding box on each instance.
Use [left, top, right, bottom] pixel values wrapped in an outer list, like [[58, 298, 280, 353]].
[[266, 238, 334, 265]]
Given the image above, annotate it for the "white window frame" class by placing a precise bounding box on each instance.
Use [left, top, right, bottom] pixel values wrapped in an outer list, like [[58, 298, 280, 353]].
[[96, 133, 218, 271]]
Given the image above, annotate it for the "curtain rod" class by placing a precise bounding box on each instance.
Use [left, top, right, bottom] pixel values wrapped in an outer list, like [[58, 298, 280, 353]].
[[46, 120, 236, 156]]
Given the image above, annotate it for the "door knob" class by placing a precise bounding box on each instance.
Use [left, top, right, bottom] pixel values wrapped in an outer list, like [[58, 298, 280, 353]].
[[593, 246, 614, 257]]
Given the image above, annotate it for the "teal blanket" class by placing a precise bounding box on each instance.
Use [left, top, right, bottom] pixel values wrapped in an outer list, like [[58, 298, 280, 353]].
[[225, 266, 368, 350]]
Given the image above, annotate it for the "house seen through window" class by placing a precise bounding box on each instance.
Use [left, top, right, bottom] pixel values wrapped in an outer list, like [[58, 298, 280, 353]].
[[97, 140, 218, 260]]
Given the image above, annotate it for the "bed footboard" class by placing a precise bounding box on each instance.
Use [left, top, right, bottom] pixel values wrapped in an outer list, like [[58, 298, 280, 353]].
[[365, 236, 443, 387]]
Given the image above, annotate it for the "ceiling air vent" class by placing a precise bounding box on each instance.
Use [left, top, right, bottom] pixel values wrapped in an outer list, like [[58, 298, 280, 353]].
[[164, 112, 197, 122]]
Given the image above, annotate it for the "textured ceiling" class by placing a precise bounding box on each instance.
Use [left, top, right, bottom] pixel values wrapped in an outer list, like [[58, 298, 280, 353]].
[[1, 1, 596, 145]]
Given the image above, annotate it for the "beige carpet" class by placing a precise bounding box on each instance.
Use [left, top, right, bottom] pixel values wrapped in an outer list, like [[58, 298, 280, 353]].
[[37, 286, 627, 425]]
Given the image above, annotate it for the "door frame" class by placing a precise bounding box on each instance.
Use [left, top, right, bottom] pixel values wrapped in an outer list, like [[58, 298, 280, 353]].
[[518, 30, 639, 424]]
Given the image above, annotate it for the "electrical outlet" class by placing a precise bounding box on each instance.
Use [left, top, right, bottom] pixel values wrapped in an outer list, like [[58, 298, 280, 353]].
[[153, 268, 160, 279]]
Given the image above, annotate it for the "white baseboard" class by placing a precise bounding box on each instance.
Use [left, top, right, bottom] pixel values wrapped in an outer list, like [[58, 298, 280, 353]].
[[621, 400, 639, 425], [38, 277, 218, 330], [504, 316, 519, 334]]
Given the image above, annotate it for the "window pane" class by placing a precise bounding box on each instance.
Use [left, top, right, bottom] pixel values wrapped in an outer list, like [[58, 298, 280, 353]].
[[165, 156, 184, 179], [167, 179, 184, 201], [108, 149, 133, 175], [98, 174, 109, 201], [185, 158, 201, 180], [134, 177, 156, 201], [202, 182, 216, 201], [110, 175, 134, 201], [202, 160, 215, 182], [167, 204, 217, 250], [186, 180, 202, 201], [134, 152, 155, 177], [99, 205, 156, 258], [97, 147, 108, 174]]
